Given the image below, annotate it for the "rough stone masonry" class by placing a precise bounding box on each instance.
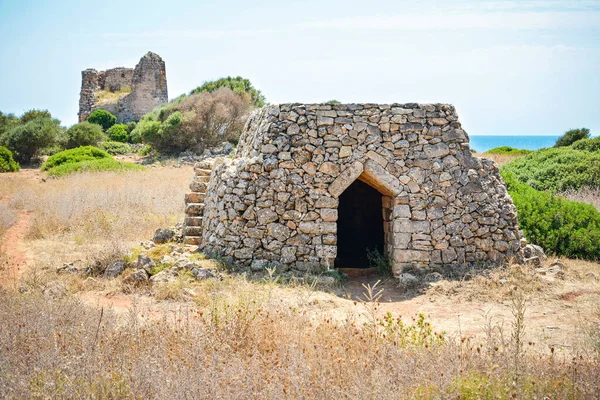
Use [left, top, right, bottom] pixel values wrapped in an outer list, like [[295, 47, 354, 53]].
[[78, 52, 168, 123], [184, 103, 523, 277]]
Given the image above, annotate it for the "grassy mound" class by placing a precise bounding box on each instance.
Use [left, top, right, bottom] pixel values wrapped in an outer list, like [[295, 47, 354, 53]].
[[0, 145, 19, 172], [502, 147, 600, 192], [484, 146, 532, 156], [503, 171, 600, 260], [41, 146, 142, 177]]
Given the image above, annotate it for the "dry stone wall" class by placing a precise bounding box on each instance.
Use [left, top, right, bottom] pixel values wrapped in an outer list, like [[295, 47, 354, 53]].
[[188, 103, 523, 276], [78, 52, 168, 123]]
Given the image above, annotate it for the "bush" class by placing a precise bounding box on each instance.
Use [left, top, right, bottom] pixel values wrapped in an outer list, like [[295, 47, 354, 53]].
[[106, 124, 129, 142], [0, 146, 19, 172], [503, 171, 600, 260], [87, 109, 117, 131], [572, 136, 600, 152], [484, 146, 532, 156], [20, 109, 52, 123], [132, 87, 252, 154], [99, 141, 133, 155], [65, 122, 105, 148], [45, 158, 143, 177], [41, 146, 142, 177], [190, 76, 266, 107], [41, 146, 111, 171], [554, 127, 590, 147], [0, 111, 19, 137], [502, 147, 600, 192], [1, 117, 62, 162]]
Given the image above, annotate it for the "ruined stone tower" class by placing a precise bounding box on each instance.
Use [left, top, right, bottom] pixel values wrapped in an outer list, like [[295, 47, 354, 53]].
[[184, 103, 523, 276], [78, 52, 168, 123]]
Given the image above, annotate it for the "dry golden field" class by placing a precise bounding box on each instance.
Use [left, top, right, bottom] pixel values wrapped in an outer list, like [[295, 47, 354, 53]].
[[0, 165, 599, 399]]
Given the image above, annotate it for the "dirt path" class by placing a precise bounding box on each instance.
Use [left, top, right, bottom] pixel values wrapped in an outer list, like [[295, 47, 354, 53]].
[[0, 210, 32, 287]]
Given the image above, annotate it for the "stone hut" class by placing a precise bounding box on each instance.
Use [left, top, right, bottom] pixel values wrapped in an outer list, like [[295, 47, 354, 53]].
[[78, 52, 168, 123], [184, 103, 523, 276]]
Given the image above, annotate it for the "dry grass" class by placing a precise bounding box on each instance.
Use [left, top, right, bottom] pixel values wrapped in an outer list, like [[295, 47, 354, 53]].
[[94, 86, 131, 106], [0, 278, 598, 399], [475, 152, 525, 166], [560, 188, 600, 211]]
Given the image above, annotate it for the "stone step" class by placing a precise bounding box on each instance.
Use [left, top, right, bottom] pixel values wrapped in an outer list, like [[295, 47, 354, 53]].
[[194, 175, 210, 183], [190, 181, 208, 193], [194, 168, 212, 176], [184, 226, 203, 236], [183, 236, 202, 246], [195, 160, 214, 170], [185, 192, 206, 203], [185, 203, 205, 216], [184, 216, 203, 226]]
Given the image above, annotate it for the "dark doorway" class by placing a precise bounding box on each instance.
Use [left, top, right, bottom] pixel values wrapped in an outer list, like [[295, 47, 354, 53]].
[[335, 179, 384, 269]]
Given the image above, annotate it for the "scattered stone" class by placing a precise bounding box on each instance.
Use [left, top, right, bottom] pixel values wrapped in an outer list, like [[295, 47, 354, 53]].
[[136, 255, 155, 273], [398, 273, 419, 288], [423, 272, 443, 283], [104, 260, 126, 278], [123, 269, 149, 285], [149, 268, 179, 283], [316, 276, 336, 286], [191, 268, 216, 280], [153, 228, 175, 244], [43, 281, 67, 299]]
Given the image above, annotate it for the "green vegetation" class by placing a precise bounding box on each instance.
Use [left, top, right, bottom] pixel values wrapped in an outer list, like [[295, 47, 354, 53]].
[[502, 147, 600, 192], [87, 109, 117, 131], [190, 76, 266, 107], [0, 146, 19, 172], [132, 87, 252, 153], [554, 127, 590, 147], [503, 172, 600, 260], [94, 86, 131, 106], [99, 141, 133, 155], [20, 109, 52, 123], [106, 123, 129, 142], [0, 115, 62, 162], [484, 146, 532, 156], [572, 136, 600, 152], [41, 146, 142, 177], [65, 122, 105, 148], [326, 100, 341, 105], [0, 111, 20, 136]]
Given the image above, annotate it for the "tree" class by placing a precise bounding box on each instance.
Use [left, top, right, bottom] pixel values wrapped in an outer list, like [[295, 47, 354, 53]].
[[190, 76, 266, 107], [20, 109, 52, 123], [87, 109, 117, 131], [133, 87, 252, 153], [0, 111, 20, 138], [65, 122, 105, 148], [1, 117, 62, 162], [554, 128, 590, 147]]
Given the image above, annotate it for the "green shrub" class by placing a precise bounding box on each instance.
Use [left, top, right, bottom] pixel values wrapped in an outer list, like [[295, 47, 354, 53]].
[[41, 146, 110, 171], [190, 76, 266, 107], [0, 146, 19, 172], [20, 109, 52, 123], [99, 141, 133, 155], [65, 122, 105, 148], [484, 146, 532, 156], [87, 109, 117, 131], [45, 158, 143, 177], [554, 127, 590, 147], [572, 136, 600, 152], [0, 111, 19, 137], [132, 88, 252, 154], [1, 117, 62, 162], [106, 124, 129, 142], [502, 147, 600, 191], [503, 171, 600, 261]]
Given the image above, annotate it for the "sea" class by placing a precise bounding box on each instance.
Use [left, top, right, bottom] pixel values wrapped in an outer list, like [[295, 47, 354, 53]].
[[468, 135, 560, 153]]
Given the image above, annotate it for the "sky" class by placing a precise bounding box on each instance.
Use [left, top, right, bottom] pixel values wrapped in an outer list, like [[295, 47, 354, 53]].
[[0, 0, 598, 135]]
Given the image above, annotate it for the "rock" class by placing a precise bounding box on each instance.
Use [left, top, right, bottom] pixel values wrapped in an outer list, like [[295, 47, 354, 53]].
[[57, 260, 85, 274], [43, 281, 67, 299], [251, 259, 270, 271], [153, 228, 175, 244], [150, 268, 179, 283], [104, 260, 126, 278], [523, 244, 546, 259], [398, 273, 419, 288], [123, 269, 149, 285], [191, 268, 216, 280], [316, 276, 336, 286], [423, 272, 443, 283], [136, 254, 155, 273]]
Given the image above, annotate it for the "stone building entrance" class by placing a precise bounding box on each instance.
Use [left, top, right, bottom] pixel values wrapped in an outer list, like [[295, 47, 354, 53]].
[[335, 179, 385, 269]]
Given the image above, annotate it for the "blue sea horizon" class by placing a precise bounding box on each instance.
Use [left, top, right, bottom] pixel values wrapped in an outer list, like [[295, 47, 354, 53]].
[[468, 135, 560, 153]]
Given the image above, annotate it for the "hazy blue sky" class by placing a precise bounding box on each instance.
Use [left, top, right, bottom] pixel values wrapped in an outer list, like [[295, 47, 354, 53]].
[[0, 0, 598, 135]]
